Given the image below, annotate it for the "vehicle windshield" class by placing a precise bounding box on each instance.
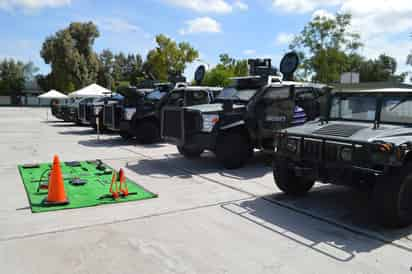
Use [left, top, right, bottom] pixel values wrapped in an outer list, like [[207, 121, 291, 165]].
[[330, 95, 377, 121], [145, 89, 167, 100], [381, 97, 412, 124], [217, 87, 257, 101]]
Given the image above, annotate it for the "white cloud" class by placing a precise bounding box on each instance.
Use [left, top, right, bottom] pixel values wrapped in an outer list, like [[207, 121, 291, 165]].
[[179, 17, 221, 35], [312, 9, 334, 19], [340, 0, 412, 38], [234, 1, 248, 11], [98, 18, 141, 33], [0, 0, 71, 11], [243, 49, 256, 56], [164, 0, 232, 13], [275, 32, 294, 45], [272, 0, 340, 13]]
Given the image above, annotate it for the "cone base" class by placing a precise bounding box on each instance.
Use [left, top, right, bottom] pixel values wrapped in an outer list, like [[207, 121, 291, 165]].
[[42, 197, 69, 206]]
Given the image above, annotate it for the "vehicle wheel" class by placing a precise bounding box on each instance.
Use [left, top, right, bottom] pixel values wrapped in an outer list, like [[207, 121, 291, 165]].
[[136, 121, 160, 144], [372, 163, 412, 228], [177, 145, 204, 158], [273, 159, 315, 196], [119, 130, 132, 140], [216, 132, 252, 169]]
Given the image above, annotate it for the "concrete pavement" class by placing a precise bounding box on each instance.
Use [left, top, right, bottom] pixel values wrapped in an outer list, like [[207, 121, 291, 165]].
[[0, 107, 411, 274]]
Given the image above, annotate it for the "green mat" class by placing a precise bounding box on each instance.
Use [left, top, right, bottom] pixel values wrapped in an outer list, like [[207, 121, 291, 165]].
[[18, 160, 157, 213]]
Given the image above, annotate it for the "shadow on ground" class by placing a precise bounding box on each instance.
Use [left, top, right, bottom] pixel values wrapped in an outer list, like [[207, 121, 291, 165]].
[[59, 129, 97, 136], [220, 185, 412, 262], [127, 151, 271, 181]]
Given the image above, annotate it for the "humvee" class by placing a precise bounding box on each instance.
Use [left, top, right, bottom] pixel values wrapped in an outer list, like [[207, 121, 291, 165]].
[[161, 53, 330, 169], [273, 88, 412, 227]]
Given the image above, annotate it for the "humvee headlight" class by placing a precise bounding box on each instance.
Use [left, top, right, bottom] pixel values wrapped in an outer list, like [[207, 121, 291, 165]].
[[201, 114, 219, 132], [286, 139, 298, 153], [124, 108, 136, 121], [340, 147, 353, 161]]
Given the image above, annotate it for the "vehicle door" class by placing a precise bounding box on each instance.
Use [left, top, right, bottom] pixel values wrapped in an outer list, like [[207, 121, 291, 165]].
[[253, 86, 295, 145], [295, 87, 320, 120]]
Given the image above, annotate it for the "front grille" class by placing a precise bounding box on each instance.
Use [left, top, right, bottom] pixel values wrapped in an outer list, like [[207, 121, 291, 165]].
[[114, 105, 121, 129], [324, 142, 339, 162], [162, 108, 182, 140], [79, 104, 86, 120], [85, 105, 93, 122], [104, 105, 113, 127], [313, 124, 366, 138], [302, 139, 322, 161]]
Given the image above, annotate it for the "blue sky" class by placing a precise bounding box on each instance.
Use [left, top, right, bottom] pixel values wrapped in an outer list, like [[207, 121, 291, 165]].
[[1, 0, 411, 80]]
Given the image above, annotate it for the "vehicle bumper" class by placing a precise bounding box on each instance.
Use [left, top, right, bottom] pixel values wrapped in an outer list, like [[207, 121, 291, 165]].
[[165, 132, 216, 150]]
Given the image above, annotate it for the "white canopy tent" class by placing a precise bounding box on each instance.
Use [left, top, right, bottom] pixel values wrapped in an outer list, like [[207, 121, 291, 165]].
[[68, 84, 112, 98], [38, 90, 68, 120], [38, 89, 68, 100]]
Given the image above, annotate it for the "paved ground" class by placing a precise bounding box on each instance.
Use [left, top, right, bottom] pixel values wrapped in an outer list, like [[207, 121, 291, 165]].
[[0, 107, 411, 274]]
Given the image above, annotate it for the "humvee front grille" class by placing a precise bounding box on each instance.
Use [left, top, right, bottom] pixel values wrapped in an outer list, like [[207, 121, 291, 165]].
[[313, 124, 366, 138], [302, 139, 322, 160]]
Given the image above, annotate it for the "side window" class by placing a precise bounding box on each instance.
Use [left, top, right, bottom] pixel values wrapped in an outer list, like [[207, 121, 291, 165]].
[[166, 90, 185, 106], [263, 87, 291, 101], [296, 88, 316, 102], [191, 90, 209, 105]]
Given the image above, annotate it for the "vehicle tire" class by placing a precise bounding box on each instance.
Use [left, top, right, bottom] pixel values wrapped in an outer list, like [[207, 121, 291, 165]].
[[372, 163, 412, 228], [136, 121, 160, 144], [177, 145, 204, 158], [273, 158, 315, 196], [216, 132, 252, 169], [119, 130, 132, 140]]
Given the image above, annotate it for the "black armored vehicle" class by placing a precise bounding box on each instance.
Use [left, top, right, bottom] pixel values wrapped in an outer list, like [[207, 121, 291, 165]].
[[84, 93, 125, 131], [161, 53, 329, 169], [98, 86, 156, 133], [119, 82, 222, 143], [273, 88, 412, 227], [118, 68, 222, 143]]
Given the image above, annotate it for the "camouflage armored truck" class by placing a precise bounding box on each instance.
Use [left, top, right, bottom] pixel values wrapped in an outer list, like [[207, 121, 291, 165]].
[[161, 53, 330, 169], [273, 88, 412, 227]]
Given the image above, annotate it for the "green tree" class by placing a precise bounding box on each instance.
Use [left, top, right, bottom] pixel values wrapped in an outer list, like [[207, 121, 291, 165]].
[[40, 22, 100, 93], [290, 13, 362, 83], [0, 59, 38, 95], [97, 49, 115, 89], [144, 34, 199, 81], [202, 54, 248, 87], [359, 54, 397, 82]]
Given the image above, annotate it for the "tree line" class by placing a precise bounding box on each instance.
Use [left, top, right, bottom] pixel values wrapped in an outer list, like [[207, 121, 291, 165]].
[[290, 12, 404, 83], [0, 14, 409, 96]]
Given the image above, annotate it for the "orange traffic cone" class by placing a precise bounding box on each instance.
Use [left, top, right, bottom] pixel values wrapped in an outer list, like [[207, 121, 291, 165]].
[[43, 155, 69, 206], [118, 168, 129, 196], [109, 171, 119, 199]]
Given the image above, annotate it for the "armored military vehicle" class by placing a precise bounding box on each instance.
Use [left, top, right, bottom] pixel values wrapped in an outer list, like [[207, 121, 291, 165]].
[[119, 82, 222, 143], [161, 53, 329, 169], [118, 67, 222, 143], [98, 87, 153, 133], [273, 88, 412, 227]]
